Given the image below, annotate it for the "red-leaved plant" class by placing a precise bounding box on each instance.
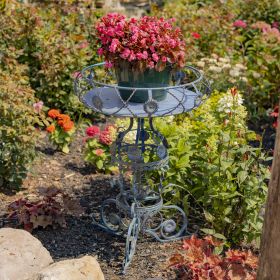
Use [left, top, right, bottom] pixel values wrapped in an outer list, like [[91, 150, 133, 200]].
[[169, 235, 258, 280], [96, 13, 186, 72], [7, 187, 83, 232], [270, 105, 279, 129]]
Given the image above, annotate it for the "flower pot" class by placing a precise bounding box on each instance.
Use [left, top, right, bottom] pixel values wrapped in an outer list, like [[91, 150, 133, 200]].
[[115, 62, 172, 103]]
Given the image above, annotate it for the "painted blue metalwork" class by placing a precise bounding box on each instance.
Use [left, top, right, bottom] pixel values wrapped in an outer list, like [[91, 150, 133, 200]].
[[74, 63, 211, 273]]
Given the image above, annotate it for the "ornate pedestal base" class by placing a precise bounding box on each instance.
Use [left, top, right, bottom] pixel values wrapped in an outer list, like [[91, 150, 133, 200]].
[[91, 118, 188, 273]]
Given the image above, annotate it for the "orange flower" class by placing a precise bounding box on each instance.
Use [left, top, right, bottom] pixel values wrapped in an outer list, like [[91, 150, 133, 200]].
[[57, 114, 71, 122], [46, 124, 55, 133], [62, 120, 74, 132], [48, 109, 60, 119], [57, 114, 71, 127]]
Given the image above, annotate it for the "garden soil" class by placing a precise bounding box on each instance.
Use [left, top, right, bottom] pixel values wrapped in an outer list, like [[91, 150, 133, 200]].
[[0, 132, 179, 280]]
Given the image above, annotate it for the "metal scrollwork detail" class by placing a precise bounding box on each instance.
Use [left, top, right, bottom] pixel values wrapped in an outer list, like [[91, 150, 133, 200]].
[[143, 204, 188, 242], [92, 95, 103, 111], [143, 99, 159, 115]]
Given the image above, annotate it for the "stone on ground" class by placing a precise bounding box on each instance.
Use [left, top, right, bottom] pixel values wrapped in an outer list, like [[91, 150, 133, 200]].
[[30, 256, 104, 280], [0, 228, 53, 280]]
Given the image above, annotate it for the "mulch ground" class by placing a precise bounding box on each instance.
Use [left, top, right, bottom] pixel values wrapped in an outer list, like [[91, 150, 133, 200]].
[[0, 120, 275, 279], [0, 132, 180, 280]]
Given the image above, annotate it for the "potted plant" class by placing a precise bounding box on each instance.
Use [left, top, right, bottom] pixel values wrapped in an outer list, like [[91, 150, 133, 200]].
[[96, 13, 186, 103]]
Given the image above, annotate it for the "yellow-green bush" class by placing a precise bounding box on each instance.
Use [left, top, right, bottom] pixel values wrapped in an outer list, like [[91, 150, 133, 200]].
[[1, 0, 103, 119], [0, 62, 39, 189]]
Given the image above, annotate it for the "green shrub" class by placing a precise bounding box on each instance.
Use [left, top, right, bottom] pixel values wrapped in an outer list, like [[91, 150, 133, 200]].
[[1, 1, 103, 120], [0, 65, 39, 189], [153, 89, 270, 245], [152, 0, 280, 117]]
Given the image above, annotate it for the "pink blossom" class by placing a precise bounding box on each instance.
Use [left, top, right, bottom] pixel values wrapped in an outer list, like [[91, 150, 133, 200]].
[[109, 38, 120, 53], [106, 27, 115, 37], [95, 149, 104, 156], [120, 48, 131, 59], [105, 61, 114, 68], [272, 22, 279, 29], [136, 52, 144, 60], [86, 126, 100, 137], [142, 51, 148, 59], [33, 101, 43, 113], [233, 20, 247, 28], [169, 38, 177, 47], [130, 17, 137, 24], [152, 53, 159, 62], [129, 51, 136, 61], [96, 14, 186, 70], [99, 130, 113, 145], [78, 41, 89, 49], [115, 24, 125, 37], [148, 61, 155, 69], [140, 38, 147, 47], [72, 71, 81, 79], [131, 34, 139, 43], [97, 48, 104, 56]]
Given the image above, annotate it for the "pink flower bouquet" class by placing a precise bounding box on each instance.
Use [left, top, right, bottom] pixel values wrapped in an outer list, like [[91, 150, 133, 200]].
[[96, 13, 186, 72]]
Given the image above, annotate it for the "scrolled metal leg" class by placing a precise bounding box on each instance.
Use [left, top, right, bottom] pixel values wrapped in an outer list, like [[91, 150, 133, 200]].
[[92, 198, 129, 236], [123, 203, 141, 274]]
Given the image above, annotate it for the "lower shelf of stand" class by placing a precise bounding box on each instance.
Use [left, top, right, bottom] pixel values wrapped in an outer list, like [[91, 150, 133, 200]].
[[82, 87, 200, 117]]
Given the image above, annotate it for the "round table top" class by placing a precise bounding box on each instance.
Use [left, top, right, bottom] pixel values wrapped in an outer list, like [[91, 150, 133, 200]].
[[82, 87, 201, 118]]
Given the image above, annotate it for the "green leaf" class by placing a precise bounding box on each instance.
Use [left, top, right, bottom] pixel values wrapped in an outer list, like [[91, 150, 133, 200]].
[[176, 155, 190, 168], [237, 171, 247, 184], [200, 228, 215, 235], [213, 233, 226, 240], [96, 160, 103, 170], [214, 245, 224, 255], [62, 145, 69, 154], [204, 210, 215, 222]]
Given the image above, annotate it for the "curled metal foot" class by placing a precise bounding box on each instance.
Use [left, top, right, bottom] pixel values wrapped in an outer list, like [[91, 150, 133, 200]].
[[143, 204, 188, 242], [92, 198, 130, 236]]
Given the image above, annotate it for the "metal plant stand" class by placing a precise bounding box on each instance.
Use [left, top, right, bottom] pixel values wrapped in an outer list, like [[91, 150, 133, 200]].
[[74, 63, 211, 273]]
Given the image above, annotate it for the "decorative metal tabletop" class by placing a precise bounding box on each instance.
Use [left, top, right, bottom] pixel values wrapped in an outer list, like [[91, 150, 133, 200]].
[[74, 63, 211, 118]]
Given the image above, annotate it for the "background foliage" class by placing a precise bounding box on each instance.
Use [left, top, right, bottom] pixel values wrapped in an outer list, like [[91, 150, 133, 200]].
[[1, 0, 102, 119], [153, 89, 270, 245], [152, 0, 280, 117]]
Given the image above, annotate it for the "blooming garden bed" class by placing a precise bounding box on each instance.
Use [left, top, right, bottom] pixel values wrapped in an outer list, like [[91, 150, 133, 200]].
[[0, 0, 279, 279]]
